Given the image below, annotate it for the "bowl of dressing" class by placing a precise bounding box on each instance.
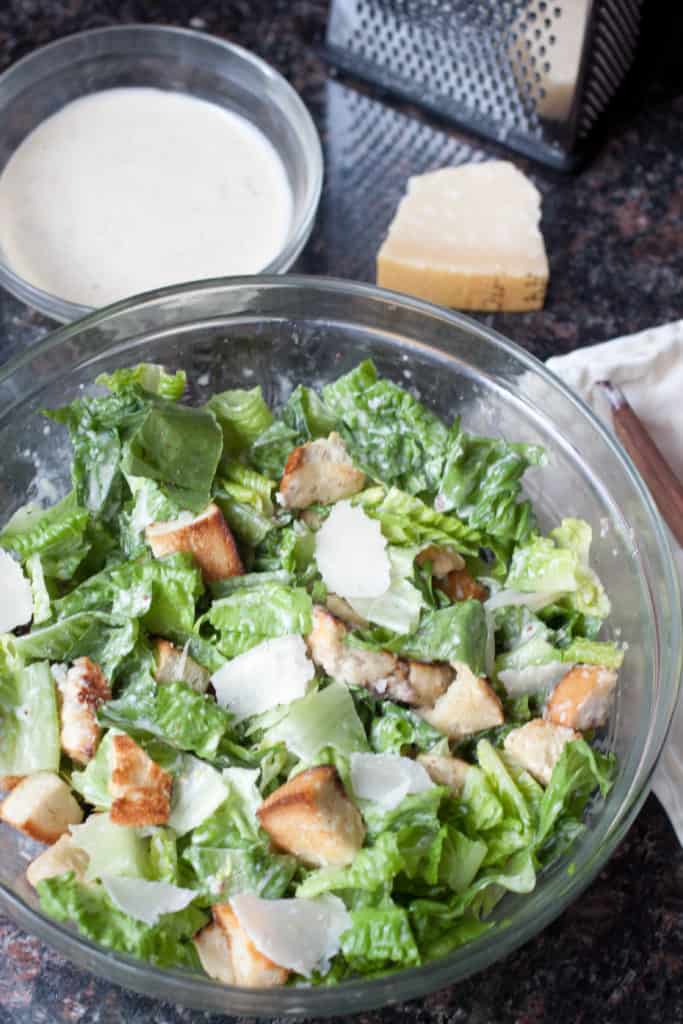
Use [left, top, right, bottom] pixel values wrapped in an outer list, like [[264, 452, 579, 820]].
[[0, 25, 323, 322]]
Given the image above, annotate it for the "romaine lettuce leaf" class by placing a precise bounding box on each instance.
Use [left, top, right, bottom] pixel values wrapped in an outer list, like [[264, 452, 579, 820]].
[[249, 385, 337, 479], [265, 682, 369, 761], [97, 364, 186, 400], [380, 601, 488, 676], [148, 827, 180, 885], [438, 420, 545, 548], [207, 386, 274, 459], [213, 461, 275, 545], [296, 833, 404, 903], [122, 401, 223, 515], [54, 553, 203, 637], [168, 755, 229, 836], [70, 813, 149, 881], [340, 904, 420, 970], [14, 613, 138, 679], [348, 546, 424, 635], [0, 492, 90, 580], [322, 360, 448, 497], [25, 553, 52, 624], [356, 486, 483, 558], [0, 641, 59, 775], [506, 518, 610, 619], [72, 729, 116, 808], [367, 701, 445, 756], [197, 582, 312, 658], [37, 874, 206, 969], [47, 389, 149, 519]]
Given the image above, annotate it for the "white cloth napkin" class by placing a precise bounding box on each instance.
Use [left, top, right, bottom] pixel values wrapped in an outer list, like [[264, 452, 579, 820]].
[[546, 320, 683, 842]]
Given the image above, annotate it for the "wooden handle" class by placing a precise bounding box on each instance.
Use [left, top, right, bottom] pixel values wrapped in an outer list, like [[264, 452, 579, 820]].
[[597, 380, 683, 548]]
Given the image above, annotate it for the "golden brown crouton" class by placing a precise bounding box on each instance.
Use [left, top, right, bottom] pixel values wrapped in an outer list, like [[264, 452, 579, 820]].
[[153, 638, 210, 694], [278, 432, 366, 509], [415, 544, 465, 577], [0, 772, 83, 843], [145, 502, 243, 582], [545, 665, 617, 731], [307, 605, 400, 691], [109, 734, 172, 826], [59, 657, 111, 765], [257, 765, 365, 868], [439, 568, 489, 603], [419, 662, 504, 740], [193, 922, 236, 985], [504, 718, 579, 786], [417, 753, 471, 795], [212, 905, 289, 988], [26, 833, 90, 889], [0, 776, 24, 791]]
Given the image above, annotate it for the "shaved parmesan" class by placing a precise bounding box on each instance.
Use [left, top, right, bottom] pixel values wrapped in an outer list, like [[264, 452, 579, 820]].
[[230, 892, 351, 977], [315, 500, 390, 599], [350, 752, 434, 811], [168, 755, 228, 836], [0, 549, 33, 632], [499, 661, 571, 697], [484, 589, 562, 613], [101, 876, 196, 925], [211, 634, 314, 721]]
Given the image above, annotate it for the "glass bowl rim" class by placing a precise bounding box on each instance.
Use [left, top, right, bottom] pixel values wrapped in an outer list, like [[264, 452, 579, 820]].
[[0, 25, 324, 323], [0, 273, 679, 1016]]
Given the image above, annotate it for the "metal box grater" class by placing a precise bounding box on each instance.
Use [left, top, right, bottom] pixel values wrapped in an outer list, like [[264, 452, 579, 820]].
[[326, 0, 643, 170]]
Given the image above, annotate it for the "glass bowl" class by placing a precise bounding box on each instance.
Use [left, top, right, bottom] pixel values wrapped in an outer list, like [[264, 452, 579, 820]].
[[0, 276, 679, 1016], [0, 26, 322, 323]]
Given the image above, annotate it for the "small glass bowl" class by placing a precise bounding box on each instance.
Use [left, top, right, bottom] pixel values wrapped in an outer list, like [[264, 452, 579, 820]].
[[0, 26, 323, 322], [0, 276, 679, 1016]]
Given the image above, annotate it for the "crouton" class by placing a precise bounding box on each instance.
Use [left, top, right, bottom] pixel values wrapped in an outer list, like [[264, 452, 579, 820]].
[[545, 665, 617, 731], [26, 833, 90, 889], [146, 502, 243, 582], [0, 772, 83, 843], [257, 764, 365, 868], [193, 922, 236, 986], [153, 638, 210, 694], [407, 661, 454, 706], [59, 657, 111, 765], [415, 544, 465, 577], [419, 662, 504, 739], [417, 753, 471, 795], [278, 432, 366, 509], [212, 905, 289, 988], [504, 719, 579, 786], [307, 605, 400, 692], [109, 734, 172, 826], [440, 568, 488, 603], [0, 776, 24, 791]]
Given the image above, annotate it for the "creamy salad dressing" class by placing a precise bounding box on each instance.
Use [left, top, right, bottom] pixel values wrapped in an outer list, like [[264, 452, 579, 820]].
[[0, 87, 293, 307]]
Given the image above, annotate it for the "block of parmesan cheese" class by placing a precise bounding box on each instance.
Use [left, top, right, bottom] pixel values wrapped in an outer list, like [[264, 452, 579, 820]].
[[377, 161, 549, 312]]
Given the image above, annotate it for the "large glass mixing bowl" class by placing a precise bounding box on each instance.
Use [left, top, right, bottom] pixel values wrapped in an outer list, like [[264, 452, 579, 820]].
[[0, 277, 679, 1016]]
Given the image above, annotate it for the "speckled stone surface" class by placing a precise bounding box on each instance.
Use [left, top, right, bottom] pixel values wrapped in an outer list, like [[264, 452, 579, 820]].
[[0, 1, 682, 1022]]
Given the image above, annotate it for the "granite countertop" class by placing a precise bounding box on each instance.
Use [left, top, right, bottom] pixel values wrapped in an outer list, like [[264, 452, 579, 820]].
[[0, 2, 682, 1022]]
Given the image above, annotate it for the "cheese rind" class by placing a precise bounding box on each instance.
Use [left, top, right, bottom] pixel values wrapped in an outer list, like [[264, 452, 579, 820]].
[[377, 161, 548, 312]]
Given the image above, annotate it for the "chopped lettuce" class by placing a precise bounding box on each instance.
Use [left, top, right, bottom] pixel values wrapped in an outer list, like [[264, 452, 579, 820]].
[[168, 755, 229, 836], [348, 546, 424, 634], [14, 613, 138, 679], [357, 486, 483, 558], [323, 360, 448, 497], [266, 682, 369, 762], [122, 401, 223, 515], [506, 518, 610, 619], [249, 385, 337, 479], [54, 553, 203, 637], [70, 813, 149, 881], [37, 874, 206, 969], [438, 421, 545, 548], [0, 641, 59, 775], [97, 364, 187, 400], [197, 582, 312, 658], [0, 491, 90, 580], [207, 386, 274, 458]]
